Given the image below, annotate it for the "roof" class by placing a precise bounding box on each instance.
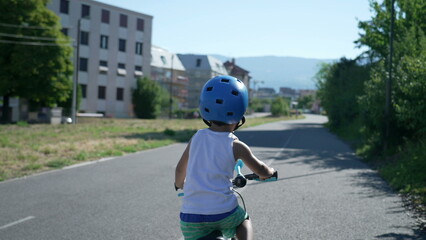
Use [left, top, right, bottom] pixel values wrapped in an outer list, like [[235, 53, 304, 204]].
[[224, 60, 250, 76], [177, 54, 228, 75], [151, 45, 185, 71]]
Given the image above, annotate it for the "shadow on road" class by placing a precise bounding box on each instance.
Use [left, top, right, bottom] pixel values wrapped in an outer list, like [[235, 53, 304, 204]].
[[236, 125, 400, 198], [375, 231, 425, 240], [238, 123, 425, 238]]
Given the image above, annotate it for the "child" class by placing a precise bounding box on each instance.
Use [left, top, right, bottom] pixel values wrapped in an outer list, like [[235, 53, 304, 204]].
[[175, 75, 275, 240]]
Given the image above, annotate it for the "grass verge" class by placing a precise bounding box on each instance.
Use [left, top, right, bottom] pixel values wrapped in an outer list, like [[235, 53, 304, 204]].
[[0, 115, 302, 182], [330, 122, 426, 227]]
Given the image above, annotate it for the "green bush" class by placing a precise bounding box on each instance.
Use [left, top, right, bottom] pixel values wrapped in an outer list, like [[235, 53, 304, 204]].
[[132, 77, 168, 119], [271, 97, 290, 116]]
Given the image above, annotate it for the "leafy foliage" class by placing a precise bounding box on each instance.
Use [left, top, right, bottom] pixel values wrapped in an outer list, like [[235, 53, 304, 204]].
[[0, 0, 73, 121], [271, 97, 290, 116], [316, 58, 371, 130], [317, 0, 426, 208], [250, 98, 272, 112], [297, 95, 314, 110], [132, 77, 168, 119]]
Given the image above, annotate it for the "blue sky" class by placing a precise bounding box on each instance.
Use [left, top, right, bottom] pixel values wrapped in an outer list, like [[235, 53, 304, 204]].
[[98, 0, 373, 59]]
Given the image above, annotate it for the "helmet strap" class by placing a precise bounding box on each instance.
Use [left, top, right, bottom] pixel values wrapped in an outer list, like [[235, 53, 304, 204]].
[[202, 118, 212, 127], [233, 116, 246, 131]]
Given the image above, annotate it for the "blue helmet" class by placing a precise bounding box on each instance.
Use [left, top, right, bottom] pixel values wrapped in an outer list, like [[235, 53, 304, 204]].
[[199, 75, 249, 124]]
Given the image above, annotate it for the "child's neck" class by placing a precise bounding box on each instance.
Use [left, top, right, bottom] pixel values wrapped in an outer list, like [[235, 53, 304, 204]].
[[209, 124, 235, 132]]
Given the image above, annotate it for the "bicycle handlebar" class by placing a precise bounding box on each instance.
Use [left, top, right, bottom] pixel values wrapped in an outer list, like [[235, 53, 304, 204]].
[[232, 159, 278, 188]]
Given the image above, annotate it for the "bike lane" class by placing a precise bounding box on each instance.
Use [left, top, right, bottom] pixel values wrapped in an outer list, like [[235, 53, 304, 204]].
[[235, 114, 422, 239], [0, 114, 422, 239]]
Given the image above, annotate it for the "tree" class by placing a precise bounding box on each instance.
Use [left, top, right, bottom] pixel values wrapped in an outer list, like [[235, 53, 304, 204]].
[[132, 77, 168, 119], [0, 0, 73, 122], [271, 97, 290, 116], [356, 0, 426, 62], [356, 0, 426, 145], [315, 58, 371, 130], [298, 95, 314, 110]]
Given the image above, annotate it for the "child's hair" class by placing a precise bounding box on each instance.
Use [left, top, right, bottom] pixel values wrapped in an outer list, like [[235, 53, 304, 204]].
[[211, 120, 228, 126]]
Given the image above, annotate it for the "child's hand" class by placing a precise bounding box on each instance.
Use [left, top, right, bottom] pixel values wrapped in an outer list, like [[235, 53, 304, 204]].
[[259, 168, 275, 181], [174, 183, 183, 191]]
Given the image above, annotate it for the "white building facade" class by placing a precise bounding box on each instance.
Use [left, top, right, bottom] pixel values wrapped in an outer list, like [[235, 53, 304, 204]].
[[48, 0, 153, 117], [177, 54, 228, 109]]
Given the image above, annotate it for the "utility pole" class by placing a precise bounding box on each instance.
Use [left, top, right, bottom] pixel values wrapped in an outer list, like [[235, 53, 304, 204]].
[[71, 18, 81, 124], [384, 0, 395, 153], [169, 54, 174, 119]]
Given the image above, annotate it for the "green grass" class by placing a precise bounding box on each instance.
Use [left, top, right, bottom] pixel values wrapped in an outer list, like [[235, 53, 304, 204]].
[[379, 139, 426, 208], [0, 115, 302, 181]]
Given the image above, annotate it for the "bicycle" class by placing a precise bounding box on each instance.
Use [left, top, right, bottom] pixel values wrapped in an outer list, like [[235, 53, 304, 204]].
[[178, 159, 278, 240]]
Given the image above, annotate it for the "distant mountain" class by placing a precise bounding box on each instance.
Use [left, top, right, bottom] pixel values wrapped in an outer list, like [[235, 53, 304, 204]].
[[211, 55, 336, 91]]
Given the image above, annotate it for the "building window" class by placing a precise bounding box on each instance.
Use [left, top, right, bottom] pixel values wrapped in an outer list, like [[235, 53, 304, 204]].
[[119, 14, 128, 27], [100, 35, 108, 49], [196, 58, 202, 67], [98, 86, 106, 99], [80, 84, 87, 98], [135, 65, 143, 77], [137, 18, 144, 31], [135, 42, 143, 55], [117, 63, 126, 76], [60, 0, 69, 14], [160, 56, 167, 65], [101, 9, 110, 23], [116, 88, 124, 101], [99, 60, 108, 73], [79, 57, 88, 72], [81, 4, 90, 18], [80, 31, 89, 45], [100, 60, 108, 67], [61, 28, 68, 36], [119, 39, 126, 52]]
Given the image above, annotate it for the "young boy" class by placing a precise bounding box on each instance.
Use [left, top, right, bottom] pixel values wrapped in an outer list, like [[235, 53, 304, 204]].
[[175, 75, 275, 240]]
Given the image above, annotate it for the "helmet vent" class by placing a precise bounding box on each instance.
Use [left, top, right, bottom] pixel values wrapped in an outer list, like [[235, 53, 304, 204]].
[[227, 112, 234, 116], [231, 90, 239, 96], [221, 79, 230, 83], [206, 87, 213, 91], [204, 108, 210, 112], [216, 99, 223, 104]]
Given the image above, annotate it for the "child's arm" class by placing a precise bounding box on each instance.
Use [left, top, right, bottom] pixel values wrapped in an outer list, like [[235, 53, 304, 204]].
[[233, 140, 275, 180], [175, 141, 190, 190]]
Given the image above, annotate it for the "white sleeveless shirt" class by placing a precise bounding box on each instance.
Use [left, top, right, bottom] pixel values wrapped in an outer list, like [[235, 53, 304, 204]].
[[181, 128, 238, 214]]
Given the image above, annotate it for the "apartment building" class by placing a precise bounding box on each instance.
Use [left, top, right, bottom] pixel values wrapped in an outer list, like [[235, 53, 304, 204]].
[[48, 0, 153, 117], [151, 46, 189, 109], [177, 54, 228, 109]]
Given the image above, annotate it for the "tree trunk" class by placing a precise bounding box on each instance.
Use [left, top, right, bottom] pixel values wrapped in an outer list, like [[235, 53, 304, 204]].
[[1, 94, 10, 123]]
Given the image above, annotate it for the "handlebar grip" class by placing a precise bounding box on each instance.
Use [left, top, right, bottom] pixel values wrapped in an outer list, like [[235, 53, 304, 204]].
[[244, 171, 278, 181]]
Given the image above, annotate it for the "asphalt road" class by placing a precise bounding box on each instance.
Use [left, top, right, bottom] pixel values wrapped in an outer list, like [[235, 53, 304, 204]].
[[0, 114, 423, 240]]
